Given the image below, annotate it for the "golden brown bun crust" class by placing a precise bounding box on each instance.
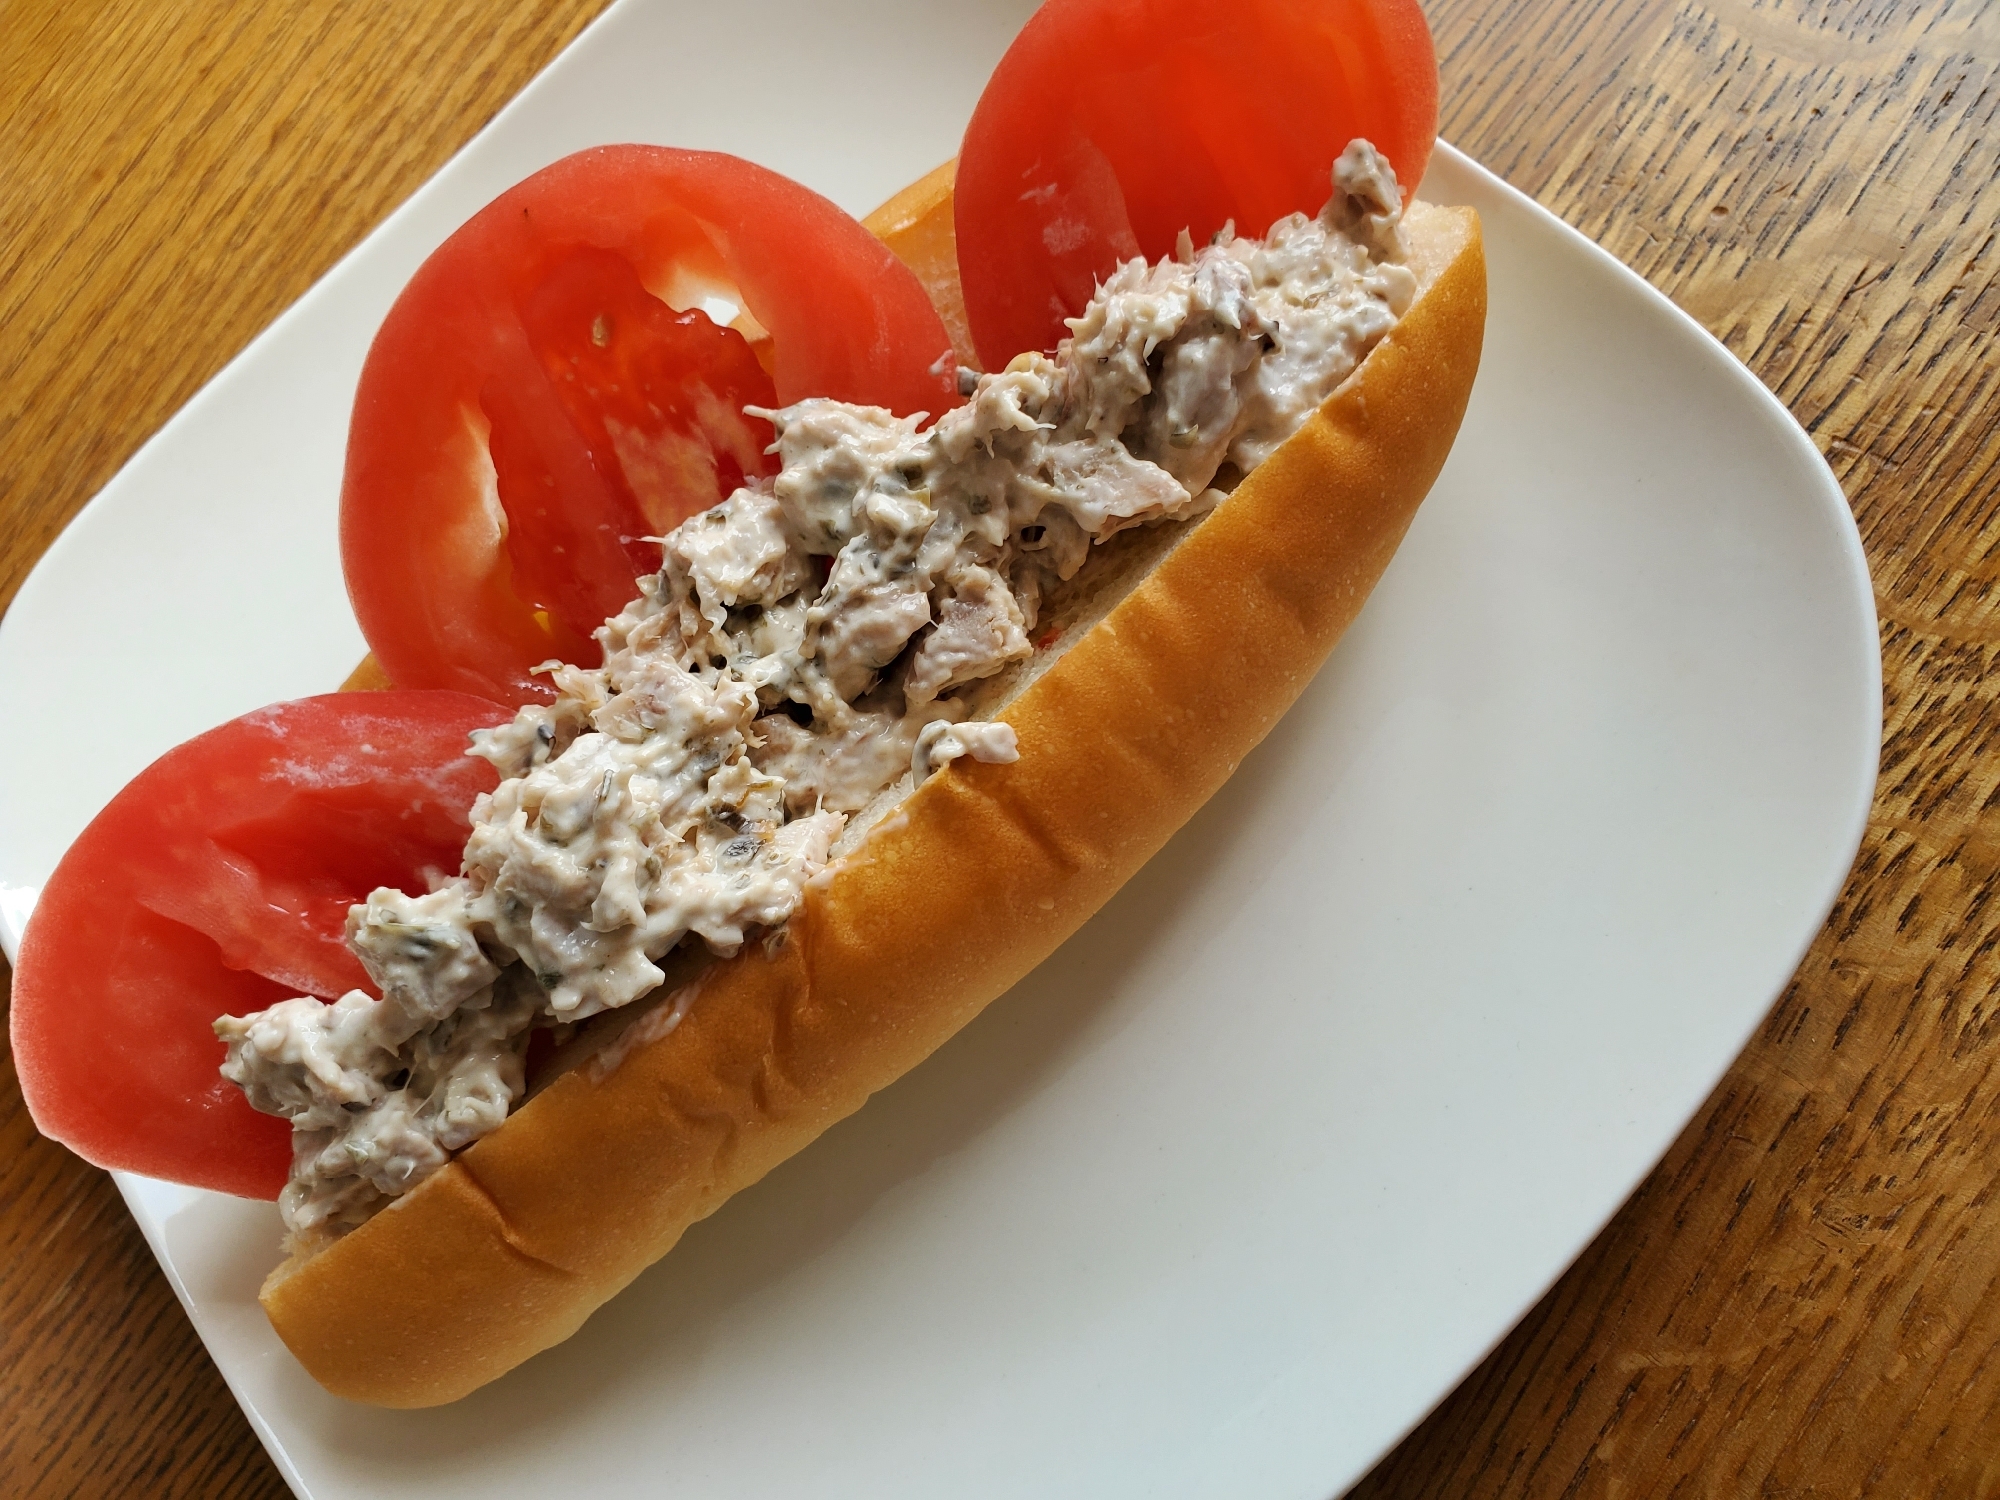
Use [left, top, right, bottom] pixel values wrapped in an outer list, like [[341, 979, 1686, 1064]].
[[861, 158, 977, 370], [262, 196, 1487, 1406], [339, 653, 394, 691]]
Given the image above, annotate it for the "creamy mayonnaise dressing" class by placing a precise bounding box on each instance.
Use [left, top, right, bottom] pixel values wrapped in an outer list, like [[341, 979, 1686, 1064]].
[[219, 140, 1415, 1247]]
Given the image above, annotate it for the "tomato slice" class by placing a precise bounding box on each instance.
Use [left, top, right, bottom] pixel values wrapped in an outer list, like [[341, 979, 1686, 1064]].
[[954, 0, 1438, 367], [342, 146, 960, 706], [9, 692, 511, 1198]]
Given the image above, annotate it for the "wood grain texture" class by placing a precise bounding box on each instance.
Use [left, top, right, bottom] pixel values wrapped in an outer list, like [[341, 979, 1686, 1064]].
[[1355, 0, 2000, 1496], [0, 0, 1993, 1495]]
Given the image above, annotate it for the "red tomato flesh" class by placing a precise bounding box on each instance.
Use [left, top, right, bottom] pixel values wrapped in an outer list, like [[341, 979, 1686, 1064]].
[[485, 244, 779, 641], [9, 692, 511, 1198], [342, 146, 959, 706], [954, 0, 1439, 368]]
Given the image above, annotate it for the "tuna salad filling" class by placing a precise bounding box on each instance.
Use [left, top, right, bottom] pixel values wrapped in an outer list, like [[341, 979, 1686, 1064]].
[[217, 140, 1419, 1249]]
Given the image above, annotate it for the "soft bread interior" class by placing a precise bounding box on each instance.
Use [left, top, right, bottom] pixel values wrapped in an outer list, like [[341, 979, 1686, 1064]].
[[266, 188, 1487, 1406]]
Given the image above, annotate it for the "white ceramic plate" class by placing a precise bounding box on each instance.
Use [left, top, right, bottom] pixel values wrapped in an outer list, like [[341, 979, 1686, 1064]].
[[0, 0, 1879, 1494]]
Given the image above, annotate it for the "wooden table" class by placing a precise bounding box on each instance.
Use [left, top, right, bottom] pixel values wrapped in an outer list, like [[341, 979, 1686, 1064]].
[[2, 0, 1995, 1492]]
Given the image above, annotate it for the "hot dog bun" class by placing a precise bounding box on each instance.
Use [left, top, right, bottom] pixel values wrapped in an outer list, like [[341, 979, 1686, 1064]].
[[262, 185, 1487, 1407], [862, 158, 977, 369]]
